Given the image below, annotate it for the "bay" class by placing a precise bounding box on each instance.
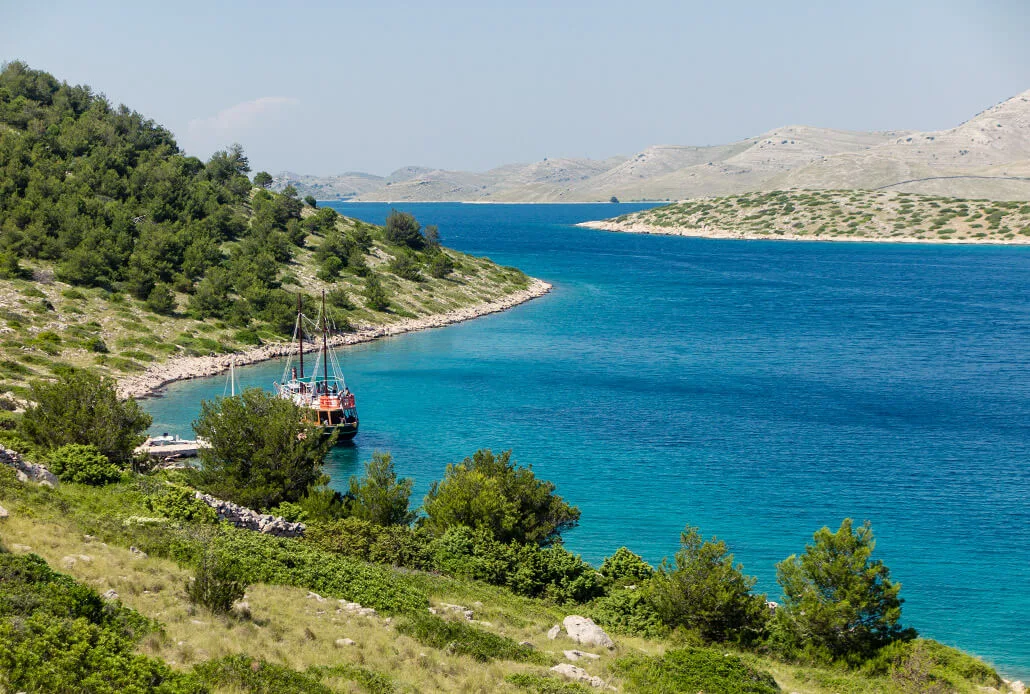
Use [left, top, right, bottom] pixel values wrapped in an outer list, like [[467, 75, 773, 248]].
[[144, 202, 1030, 679]]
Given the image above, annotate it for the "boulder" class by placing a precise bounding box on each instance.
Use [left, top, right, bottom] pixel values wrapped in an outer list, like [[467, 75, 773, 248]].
[[0, 504, 8, 519], [547, 623, 562, 640], [562, 616, 615, 650], [550, 663, 611, 689], [102, 589, 119, 601], [564, 649, 601, 661], [1009, 681, 1025, 694], [334, 638, 356, 647], [129, 546, 147, 559]]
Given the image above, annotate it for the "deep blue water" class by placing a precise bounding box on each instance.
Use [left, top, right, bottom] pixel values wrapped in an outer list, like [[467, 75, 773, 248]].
[[145, 202, 1030, 679]]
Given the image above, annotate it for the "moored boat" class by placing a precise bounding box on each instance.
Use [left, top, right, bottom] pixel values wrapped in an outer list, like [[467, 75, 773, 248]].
[[273, 292, 359, 442]]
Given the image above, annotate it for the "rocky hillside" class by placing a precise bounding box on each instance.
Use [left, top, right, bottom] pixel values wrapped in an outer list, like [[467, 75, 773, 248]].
[[276, 90, 1030, 203], [581, 189, 1030, 244]]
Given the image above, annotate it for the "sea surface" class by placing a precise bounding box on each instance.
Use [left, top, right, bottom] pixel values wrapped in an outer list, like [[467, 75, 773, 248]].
[[145, 202, 1030, 679]]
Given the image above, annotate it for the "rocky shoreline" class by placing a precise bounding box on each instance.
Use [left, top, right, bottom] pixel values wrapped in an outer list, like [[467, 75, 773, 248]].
[[576, 219, 1030, 246], [117, 278, 552, 399]]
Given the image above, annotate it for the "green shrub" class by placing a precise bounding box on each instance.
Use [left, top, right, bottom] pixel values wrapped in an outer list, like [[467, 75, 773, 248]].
[[428, 252, 455, 278], [388, 253, 423, 282], [611, 647, 779, 694], [600, 547, 654, 585], [0, 553, 199, 693], [305, 663, 395, 694], [186, 549, 248, 614], [47, 443, 124, 485], [422, 449, 580, 546], [588, 588, 667, 638], [211, 529, 429, 613], [304, 516, 431, 569], [860, 639, 1001, 691], [395, 613, 542, 663], [193, 655, 331, 693], [145, 484, 218, 523], [345, 451, 415, 526], [648, 526, 769, 644], [233, 329, 261, 345], [506, 672, 591, 692]]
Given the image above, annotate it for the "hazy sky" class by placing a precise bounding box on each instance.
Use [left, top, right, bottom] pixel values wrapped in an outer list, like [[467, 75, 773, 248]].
[[2, 0, 1028, 176]]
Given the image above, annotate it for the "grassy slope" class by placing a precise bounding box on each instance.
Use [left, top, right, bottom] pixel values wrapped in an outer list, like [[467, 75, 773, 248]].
[[0, 476, 1006, 694], [607, 190, 1030, 243], [0, 205, 531, 400]]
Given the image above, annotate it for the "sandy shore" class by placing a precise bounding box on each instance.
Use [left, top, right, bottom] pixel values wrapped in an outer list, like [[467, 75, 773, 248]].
[[577, 219, 1030, 246], [118, 279, 552, 400]]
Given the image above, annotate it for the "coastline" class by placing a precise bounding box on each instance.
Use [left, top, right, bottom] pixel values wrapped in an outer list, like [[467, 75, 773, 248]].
[[117, 278, 552, 400], [576, 219, 1030, 246]]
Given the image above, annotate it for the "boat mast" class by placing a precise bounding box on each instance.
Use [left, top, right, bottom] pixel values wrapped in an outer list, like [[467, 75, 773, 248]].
[[322, 289, 329, 386], [230, 357, 235, 397], [297, 293, 304, 379]]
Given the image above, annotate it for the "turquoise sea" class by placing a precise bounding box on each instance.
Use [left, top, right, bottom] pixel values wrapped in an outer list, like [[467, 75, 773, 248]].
[[145, 202, 1030, 679]]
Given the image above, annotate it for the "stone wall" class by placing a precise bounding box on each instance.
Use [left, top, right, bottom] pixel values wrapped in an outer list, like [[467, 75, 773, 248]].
[[193, 491, 306, 538]]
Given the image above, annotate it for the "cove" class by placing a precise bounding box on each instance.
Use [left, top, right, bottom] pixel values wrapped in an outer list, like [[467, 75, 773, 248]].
[[143, 202, 1030, 679]]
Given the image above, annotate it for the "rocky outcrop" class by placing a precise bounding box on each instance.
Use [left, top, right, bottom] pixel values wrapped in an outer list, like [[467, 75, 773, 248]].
[[193, 491, 305, 538], [0, 446, 58, 486], [550, 663, 613, 689], [562, 616, 615, 650]]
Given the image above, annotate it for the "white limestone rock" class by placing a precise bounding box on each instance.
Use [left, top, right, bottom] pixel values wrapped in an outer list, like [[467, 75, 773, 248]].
[[564, 649, 601, 661], [551, 663, 612, 689], [547, 623, 562, 640], [562, 615, 615, 650]]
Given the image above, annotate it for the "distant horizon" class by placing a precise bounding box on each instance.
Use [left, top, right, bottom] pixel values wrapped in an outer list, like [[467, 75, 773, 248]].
[[3, 0, 1028, 176]]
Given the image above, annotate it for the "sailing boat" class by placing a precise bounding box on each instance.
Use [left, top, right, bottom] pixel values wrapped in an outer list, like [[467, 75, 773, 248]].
[[272, 292, 359, 442]]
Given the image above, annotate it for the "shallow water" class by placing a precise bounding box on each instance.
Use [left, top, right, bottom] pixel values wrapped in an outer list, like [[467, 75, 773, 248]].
[[145, 202, 1030, 678]]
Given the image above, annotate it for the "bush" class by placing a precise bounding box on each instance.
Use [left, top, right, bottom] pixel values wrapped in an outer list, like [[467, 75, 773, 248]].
[[210, 529, 429, 614], [775, 519, 911, 661], [0, 552, 200, 693], [611, 647, 779, 694], [647, 526, 769, 644], [428, 252, 455, 278], [388, 253, 422, 282], [46, 443, 124, 485], [589, 588, 667, 638], [233, 329, 261, 345], [186, 548, 248, 614], [506, 673, 591, 693], [600, 547, 654, 585], [304, 516, 431, 569], [362, 273, 389, 311], [19, 368, 151, 465], [192, 388, 334, 510], [326, 287, 353, 310], [316, 255, 343, 282], [146, 283, 176, 315], [395, 613, 541, 663], [346, 451, 415, 526], [193, 655, 331, 693], [145, 484, 218, 523], [422, 449, 580, 546], [383, 210, 424, 249]]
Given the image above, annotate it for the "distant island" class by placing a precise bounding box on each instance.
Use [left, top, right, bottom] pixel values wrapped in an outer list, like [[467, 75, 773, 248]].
[[579, 189, 1030, 245], [275, 88, 1030, 203]]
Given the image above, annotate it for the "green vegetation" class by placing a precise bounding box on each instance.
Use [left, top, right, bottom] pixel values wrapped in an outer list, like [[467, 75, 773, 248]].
[[648, 525, 769, 644], [774, 519, 911, 661], [612, 647, 780, 693], [423, 449, 581, 546], [45, 443, 123, 485], [345, 451, 416, 526], [19, 367, 150, 465], [185, 547, 248, 615], [395, 612, 542, 663], [611, 189, 1030, 244], [0, 62, 539, 396], [191, 388, 335, 509]]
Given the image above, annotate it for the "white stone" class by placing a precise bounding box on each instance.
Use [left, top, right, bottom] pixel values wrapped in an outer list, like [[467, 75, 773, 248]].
[[1009, 681, 1025, 694], [11, 544, 31, 552], [307, 591, 326, 602], [335, 638, 356, 647], [550, 663, 612, 689], [129, 546, 147, 559], [547, 623, 562, 640], [564, 649, 601, 661], [0, 504, 8, 519], [102, 589, 119, 600], [562, 616, 615, 650]]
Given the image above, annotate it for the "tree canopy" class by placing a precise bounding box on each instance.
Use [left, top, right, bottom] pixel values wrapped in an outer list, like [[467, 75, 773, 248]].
[[192, 388, 334, 509], [775, 518, 911, 660], [19, 367, 151, 465], [421, 449, 580, 546], [345, 451, 416, 526]]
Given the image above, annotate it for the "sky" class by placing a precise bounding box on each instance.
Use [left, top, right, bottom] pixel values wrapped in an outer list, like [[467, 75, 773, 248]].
[[2, 0, 1028, 176]]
